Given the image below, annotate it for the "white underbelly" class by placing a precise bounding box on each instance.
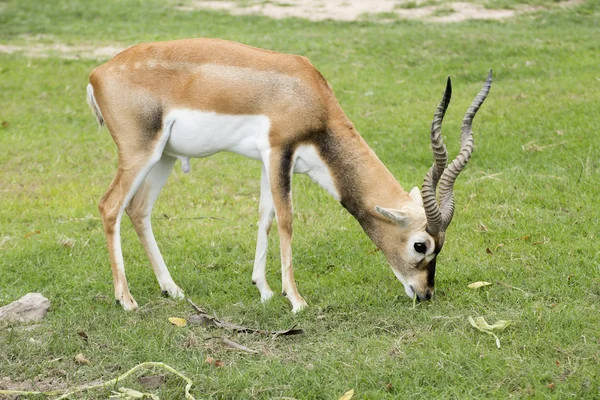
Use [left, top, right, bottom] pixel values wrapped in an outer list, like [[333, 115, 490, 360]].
[[161, 109, 339, 200], [163, 109, 271, 160]]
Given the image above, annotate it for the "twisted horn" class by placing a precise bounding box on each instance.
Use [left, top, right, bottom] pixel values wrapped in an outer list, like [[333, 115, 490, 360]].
[[438, 69, 493, 231], [422, 77, 452, 235]]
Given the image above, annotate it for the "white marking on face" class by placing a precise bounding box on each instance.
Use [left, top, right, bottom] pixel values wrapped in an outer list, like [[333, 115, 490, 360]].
[[391, 267, 415, 298], [294, 145, 340, 201], [407, 232, 435, 260], [163, 109, 271, 160]]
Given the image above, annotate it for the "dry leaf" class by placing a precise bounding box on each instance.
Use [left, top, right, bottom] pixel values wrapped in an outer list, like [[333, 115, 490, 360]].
[[75, 353, 91, 365], [204, 356, 224, 367], [169, 317, 187, 327], [339, 389, 355, 400], [78, 331, 89, 342], [468, 316, 513, 348], [467, 281, 492, 289], [1, 121, 9, 128], [59, 237, 76, 248], [486, 247, 493, 255], [24, 230, 41, 238]]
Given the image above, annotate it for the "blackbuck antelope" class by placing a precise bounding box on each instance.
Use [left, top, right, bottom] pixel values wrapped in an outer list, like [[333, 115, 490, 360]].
[[87, 38, 492, 313]]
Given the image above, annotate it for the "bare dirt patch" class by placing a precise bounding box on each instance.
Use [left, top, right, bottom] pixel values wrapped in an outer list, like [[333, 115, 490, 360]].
[[176, 0, 580, 22], [0, 36, 126, 60]]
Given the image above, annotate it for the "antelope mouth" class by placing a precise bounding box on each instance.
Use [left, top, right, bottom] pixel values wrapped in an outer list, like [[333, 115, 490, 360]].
[[410, 285, 434, 301]]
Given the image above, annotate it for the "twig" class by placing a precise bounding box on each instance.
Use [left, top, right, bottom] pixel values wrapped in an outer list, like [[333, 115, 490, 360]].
[[186, 298, 304, 336], [221, 337, 259, 354], [0, 362, 195, 400]]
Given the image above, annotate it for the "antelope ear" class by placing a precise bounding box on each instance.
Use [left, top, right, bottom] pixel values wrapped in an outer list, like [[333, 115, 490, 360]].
[[409, 186, 423, 207], [375, 206, 410, 227]]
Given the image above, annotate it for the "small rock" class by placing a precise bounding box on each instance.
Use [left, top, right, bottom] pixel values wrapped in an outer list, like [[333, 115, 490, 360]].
[[138, 375, 166, 389], [0, 293, 50, 324]]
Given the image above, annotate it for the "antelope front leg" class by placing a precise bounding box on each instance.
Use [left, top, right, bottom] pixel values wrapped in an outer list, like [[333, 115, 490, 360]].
[[252, 166, 275, 302], [267, 148, 307, 313]]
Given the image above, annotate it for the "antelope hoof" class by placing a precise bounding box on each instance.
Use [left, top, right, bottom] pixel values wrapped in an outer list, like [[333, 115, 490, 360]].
[[117, 294, 139, 311], [291, 297, 308, 314], [260, 289, 275, 303], [162, 284, 185, 300]]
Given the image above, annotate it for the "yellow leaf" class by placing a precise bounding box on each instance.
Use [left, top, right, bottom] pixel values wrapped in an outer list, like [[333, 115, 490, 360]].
[[467, 281, 492, 289], [468, 316, 513, 349], [74, 353, 91, 365], [468, 316, 512, 332], [169, 317, 187, 327], [339, 389, 355, 400]]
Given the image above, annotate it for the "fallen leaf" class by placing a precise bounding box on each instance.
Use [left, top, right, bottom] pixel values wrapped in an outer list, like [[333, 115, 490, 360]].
[[204, 356, 224, 367], [468, 316, 513, 349], [384, 383, 393, 391], [339, 389, 355, 400], [75, 353, 91, 365], [169, 317, 187, 327], [548, 383, 556, 391], [1, 121, 9, 128], [24, 230, 41, 238], [522, 235, 531, 241], [486, 247, 493, 255], [59, 237, 75, 248], [78, 331, 89, 342], [467, 281, 492, 289]]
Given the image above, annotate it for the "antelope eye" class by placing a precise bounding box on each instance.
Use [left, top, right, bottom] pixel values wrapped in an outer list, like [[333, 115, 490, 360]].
[[414, 242, 427, 254]]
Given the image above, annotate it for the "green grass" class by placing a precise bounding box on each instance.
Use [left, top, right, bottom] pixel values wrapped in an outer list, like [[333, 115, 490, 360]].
[[1, 0, 600, 398]]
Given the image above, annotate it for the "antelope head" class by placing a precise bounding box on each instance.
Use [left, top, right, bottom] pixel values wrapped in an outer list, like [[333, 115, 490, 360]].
[[375, 70, 492, 301]]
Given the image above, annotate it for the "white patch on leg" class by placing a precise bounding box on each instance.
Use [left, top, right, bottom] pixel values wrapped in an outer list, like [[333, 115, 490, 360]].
[[252, 163, 276, 303]]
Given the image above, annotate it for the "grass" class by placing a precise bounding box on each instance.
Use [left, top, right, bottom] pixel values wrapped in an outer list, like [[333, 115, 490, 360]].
[[1, 0, 600, 398]]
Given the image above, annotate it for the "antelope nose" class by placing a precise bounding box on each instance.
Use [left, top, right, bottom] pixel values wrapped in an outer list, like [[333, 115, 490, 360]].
[[418, 288, 434, 301]]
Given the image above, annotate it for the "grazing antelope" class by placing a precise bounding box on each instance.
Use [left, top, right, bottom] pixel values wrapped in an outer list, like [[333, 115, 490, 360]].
[[87, 38, 491, 313]]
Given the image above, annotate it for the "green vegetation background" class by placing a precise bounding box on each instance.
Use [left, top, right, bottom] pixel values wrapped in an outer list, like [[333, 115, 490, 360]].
[[0, 0, 599, 398]]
